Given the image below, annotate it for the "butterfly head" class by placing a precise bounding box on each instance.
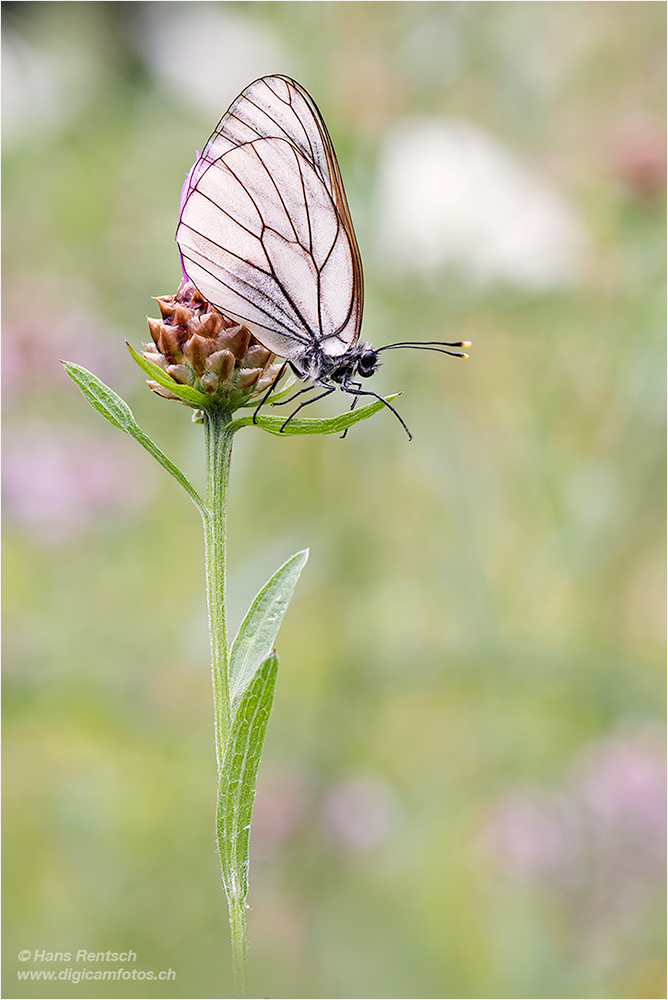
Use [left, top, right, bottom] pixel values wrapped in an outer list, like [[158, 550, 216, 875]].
[[357, 346, 381, 379]]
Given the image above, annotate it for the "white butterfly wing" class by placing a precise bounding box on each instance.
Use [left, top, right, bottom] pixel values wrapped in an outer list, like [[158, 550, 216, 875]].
[[176, 75, 363, 362]]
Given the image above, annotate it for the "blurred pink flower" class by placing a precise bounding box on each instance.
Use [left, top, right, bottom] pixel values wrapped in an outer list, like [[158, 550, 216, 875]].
[[322, 776, 397, 850], [483, 730, 666, 926], [483, 791, 567, 881], [610, 114, 666, 199], [250, 769, 313, 858], [251, 772, 399, 857], [3, 424, 154, 543], [577, 734, 666, 832], [3, 279, 127, 406]]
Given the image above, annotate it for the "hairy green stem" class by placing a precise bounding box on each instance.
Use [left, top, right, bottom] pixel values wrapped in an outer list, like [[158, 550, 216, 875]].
[[203, 408, 234, 759], [203, 407, 248, 995], [228, 896, 249, 993]]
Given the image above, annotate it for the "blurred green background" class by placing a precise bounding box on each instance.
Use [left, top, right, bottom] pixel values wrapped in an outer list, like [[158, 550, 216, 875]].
[[3, 3, 665, 998]]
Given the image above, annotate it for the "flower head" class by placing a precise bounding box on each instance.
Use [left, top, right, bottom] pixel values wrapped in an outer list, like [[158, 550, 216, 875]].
[[143, 279, 284, 411]]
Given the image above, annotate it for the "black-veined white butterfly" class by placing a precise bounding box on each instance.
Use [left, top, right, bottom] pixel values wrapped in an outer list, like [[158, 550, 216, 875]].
[[176, 75, 469, 438]]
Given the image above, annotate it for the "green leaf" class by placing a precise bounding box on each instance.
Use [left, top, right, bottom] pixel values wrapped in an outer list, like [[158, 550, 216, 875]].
[[61, 360, 139, 432], [218, 651, 279, 904], [62, 361, 205, 514], [126, 341, 209, 406], [229, 549, 309, 708], [228, 393, 401, 436]]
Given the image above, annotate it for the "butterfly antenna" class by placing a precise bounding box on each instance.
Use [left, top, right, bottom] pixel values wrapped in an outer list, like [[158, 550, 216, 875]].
[[378, 341, 471, 359]]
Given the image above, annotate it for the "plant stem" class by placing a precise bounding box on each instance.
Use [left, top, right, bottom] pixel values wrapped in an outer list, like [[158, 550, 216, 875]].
[[228, 895, 249, 994], [203, 408, 234, 758], [203, 407, 249, 995]]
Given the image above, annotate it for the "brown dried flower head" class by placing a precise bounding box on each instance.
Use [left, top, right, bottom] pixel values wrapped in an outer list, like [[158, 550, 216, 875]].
[[144, 279, 284, 410]]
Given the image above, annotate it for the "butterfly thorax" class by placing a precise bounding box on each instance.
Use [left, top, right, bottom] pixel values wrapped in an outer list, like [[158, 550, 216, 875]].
[[290, 342, 381, 388]]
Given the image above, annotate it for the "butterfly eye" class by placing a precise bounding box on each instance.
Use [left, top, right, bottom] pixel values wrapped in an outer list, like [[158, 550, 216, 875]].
[[358, 349, 379, 378]]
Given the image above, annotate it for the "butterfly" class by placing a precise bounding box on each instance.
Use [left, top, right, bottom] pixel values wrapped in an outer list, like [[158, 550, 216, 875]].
[[176, 74, 469, 438]]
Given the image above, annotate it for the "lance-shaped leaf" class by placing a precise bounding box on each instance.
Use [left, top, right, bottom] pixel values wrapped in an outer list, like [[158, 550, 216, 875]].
[[229, 550, 308, 708], [218, 651, 278, 904], [228, 394, 401, 437], [62, 361, 205, 514]]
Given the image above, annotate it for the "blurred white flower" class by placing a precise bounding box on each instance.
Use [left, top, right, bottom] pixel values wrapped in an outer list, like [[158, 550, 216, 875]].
[[2, 27, 97, 148], [375, 116, 588, 290], [141, 3, 291, 118]]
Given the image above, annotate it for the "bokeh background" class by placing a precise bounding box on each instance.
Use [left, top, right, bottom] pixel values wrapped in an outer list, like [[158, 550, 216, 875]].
[[3, 3, 665, 998]]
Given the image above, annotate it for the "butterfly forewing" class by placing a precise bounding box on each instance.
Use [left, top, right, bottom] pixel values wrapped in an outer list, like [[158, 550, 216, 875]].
[[176, 75, 363, 364]]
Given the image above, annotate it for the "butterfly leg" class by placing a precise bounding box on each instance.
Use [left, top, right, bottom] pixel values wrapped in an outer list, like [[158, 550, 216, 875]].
[[345, 386, 412, 441], [340, 383, 361, 439], [279, 386, 336, 432], [271, 383, 317, 407], [252, 361, 289, 424]]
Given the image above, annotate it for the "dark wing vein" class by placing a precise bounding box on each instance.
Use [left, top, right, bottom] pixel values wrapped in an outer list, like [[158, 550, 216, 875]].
[[180, 244, 310, 342], [179, 218, 270, 281], [294, 148, 312, 257], [284, 82, 320, 172], [243, 93, 307, 151], [195, 187, 268, 250], [249, 141, 301, 247], [225, 110, 264, 141], [220, 151, 317, 339], [240, 82, 325, 191]]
